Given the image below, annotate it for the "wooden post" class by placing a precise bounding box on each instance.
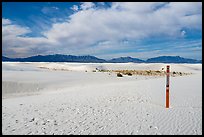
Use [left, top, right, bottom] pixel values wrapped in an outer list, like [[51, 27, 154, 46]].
[[166, 65, 170, 108]]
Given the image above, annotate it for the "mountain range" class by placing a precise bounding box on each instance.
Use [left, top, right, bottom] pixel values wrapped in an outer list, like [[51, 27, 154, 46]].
[[2, 54, 202, 63]]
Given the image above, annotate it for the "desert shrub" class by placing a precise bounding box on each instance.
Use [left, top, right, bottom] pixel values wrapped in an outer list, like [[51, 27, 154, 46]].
[[173, 71, 176, 74], [146, 70, 151, 74], [155, 70, 161, 73], [117, 73, 123, 77], [92, 70, 96, 72], [99, 69, 107, 72], [127, 72, 132, 76]]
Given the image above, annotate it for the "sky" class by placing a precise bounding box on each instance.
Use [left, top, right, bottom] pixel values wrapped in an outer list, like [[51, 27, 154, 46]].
[[2, 2, 202, 60]]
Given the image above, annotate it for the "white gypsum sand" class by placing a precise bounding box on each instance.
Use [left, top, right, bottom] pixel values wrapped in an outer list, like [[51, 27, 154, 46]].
[[2, 62, 202, 135]]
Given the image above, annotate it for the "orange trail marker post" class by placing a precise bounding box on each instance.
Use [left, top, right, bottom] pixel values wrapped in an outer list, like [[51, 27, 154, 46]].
[[166, 65, 170, 108]]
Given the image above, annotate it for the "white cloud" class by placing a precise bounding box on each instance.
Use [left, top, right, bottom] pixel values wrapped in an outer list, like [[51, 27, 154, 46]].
[[80, 2, 95, 10], [2, 2, 202, 58], [2, 18, 11, 25], [43, 2, 202, 47], [98, 2, 105, 6], [181, 30, 186, 37], [52, 6, 59, 10], [2, 24, 30, 37], [111, 2, 167, 13], [2, 18, 52, 57], [71, 5, 79, 11], [41, 6, 59, 14]]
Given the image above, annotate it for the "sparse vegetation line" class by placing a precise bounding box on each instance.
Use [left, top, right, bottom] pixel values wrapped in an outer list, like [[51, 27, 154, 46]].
[[99, 69, 192, 77], [38, 66, 192, 77]]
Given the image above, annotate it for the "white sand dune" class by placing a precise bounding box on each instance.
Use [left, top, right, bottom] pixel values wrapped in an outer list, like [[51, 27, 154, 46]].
[[2, 62, 202, 135], [2, 81, 44, 98]]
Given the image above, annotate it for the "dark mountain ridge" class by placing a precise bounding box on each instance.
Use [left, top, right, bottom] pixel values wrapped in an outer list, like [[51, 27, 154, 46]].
[[2, 55, 202, 63]]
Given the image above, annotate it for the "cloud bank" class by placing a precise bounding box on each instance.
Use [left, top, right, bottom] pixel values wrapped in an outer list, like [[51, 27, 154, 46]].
[[2, 2, 202, 59]]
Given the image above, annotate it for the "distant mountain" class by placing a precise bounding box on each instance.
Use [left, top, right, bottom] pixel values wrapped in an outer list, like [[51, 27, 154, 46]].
[[108, 57, 145, 63], [146, 56, 202, 63], [2, 56, 12, 61], [2, 55, 202, 63], [2, 54, 107, 63]]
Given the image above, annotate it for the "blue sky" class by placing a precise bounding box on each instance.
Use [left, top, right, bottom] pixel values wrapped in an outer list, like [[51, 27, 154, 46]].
[[2, 2, 202, 60]]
